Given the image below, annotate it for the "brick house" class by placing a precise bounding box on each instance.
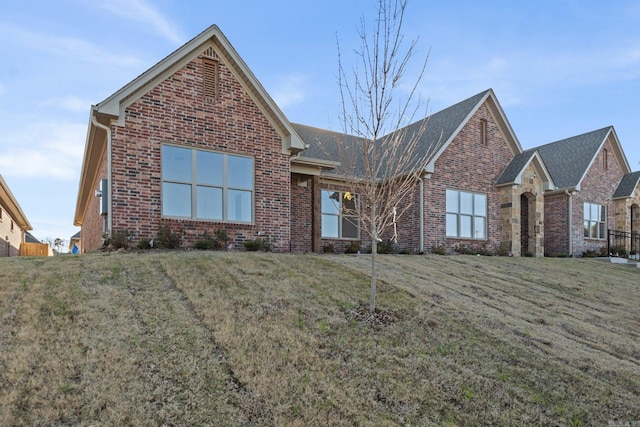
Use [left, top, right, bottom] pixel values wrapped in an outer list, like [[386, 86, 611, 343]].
[[0, 174, 32, 257], [530, 127, 635, 257], [74, 25, 306, 252], [74, 25, 639, 256]]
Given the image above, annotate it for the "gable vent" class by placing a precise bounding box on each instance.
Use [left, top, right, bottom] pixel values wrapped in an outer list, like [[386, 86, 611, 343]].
[[203, 50, 219, 103]]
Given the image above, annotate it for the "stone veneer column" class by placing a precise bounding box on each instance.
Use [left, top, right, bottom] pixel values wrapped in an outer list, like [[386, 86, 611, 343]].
[[499, 163, 545, 257], [500, 186, 521, 256], [614, 199, 630, 233]]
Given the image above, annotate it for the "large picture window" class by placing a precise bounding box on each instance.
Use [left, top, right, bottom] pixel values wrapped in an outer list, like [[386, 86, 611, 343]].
[[446, 189, 487, 239], [162, 145, 253, 223], [321, 190, 359, 239], [584, 202, 606, 239]]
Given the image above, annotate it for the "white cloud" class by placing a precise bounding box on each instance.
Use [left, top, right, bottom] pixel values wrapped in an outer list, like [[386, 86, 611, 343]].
[[38, 96, 93, 113], [94, 0, 184, 45], [270, 73, 308, 109], [0, 23, 143, 68], [0, 121, 86, 180]]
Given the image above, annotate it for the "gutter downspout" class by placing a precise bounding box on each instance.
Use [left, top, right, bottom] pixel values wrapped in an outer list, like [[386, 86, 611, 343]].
[[91, 111, 112, 239], [565, 190, 573, 256], [419, 174, 424, 254]]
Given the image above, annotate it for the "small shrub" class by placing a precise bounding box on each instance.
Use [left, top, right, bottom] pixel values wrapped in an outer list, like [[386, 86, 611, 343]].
[[192, 231, 223, 250], [582, 249, 598, 258], [522, 250, 534, 257], [244, 239, 270, 252], [155, 226, 182, 249], [609, 245, 627, 257], [377, 239, 395, 254], [555, 253, 569, 258], [455, 243, 494, 256], [454, 244, 477, 255], [322, 243, 335, 253], [496, 242, 511, 257], [431, 244, 446, 255], [345, 242, 361, 254], [398, 249, 411, 255], [107, 230, 130, 249], [137, 238, 152, 250], [214, 230, 230, 248]]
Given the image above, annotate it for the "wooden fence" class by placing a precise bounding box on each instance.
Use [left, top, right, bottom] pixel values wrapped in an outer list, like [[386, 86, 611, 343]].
[[20, 242, 53, 257]]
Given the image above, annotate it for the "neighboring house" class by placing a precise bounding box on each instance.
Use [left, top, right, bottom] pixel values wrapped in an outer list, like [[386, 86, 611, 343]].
[[74, 25, 639, 257], [0, 174, 32, 257], [69, 231, 81, 254]]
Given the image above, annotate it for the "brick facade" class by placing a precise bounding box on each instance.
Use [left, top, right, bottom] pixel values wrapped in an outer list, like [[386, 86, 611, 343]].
[[76, 27, 639, 258], [570, 140, 624, 256], [421, 104, 513, 254], [290, 174, 313, 252], [544, 139, 625, 257], [81, 51, 292, 252], [543, 193, 570, 256]]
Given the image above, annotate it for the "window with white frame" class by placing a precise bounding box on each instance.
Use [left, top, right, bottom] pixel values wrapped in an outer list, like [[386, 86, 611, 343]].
[[162, 145, 253, 223], [446, 189, 487, 239], [321, 190, 359, 239], [584, 202, 606, 239]]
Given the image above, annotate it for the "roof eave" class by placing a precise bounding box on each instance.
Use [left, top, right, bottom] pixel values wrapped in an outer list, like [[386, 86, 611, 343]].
[[0, 174, 32, 231], [94, 25, 305, 154]]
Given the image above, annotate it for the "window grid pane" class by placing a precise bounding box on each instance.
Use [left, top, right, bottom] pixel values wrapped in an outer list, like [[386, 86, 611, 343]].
[[162, 182, 191, 217], [162, 145, 253, 223], [446, 189, 487, 239], [196, 186, 222, 220], [321, 190, 359, 239]]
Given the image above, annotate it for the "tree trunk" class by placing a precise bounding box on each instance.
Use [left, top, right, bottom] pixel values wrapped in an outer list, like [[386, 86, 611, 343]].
[[370, 218, 377, 314]]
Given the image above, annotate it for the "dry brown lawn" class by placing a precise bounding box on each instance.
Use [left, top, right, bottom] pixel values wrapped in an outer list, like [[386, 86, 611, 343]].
[[0, 251, 638, 426]]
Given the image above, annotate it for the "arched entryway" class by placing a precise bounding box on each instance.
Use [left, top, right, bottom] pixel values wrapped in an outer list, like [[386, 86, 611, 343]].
[[520, 192, 535, 255]]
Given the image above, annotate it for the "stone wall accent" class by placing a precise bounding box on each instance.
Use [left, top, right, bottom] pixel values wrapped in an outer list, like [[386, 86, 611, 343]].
[[499, 162, 546, 257]]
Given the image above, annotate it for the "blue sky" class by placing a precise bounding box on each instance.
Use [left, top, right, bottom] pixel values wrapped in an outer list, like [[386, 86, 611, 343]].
[[1, 0, 639, 244]]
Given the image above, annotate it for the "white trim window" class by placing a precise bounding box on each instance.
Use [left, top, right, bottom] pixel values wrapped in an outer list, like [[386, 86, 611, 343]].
[[584, 202, 606, 239], [321, 190, 359, 239], [162, 145, 254, 223], [446, 189, 487, 239]]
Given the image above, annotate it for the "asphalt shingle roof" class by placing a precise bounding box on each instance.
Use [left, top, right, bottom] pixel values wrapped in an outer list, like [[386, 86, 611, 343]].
[[496, 148, 537, 185], [535, 126, 612, 190], [294, 89, 492, 177], [613, 171, 640, 198]]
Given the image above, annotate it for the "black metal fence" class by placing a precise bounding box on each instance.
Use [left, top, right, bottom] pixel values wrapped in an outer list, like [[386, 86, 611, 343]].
[[607, 229, 640, 260]]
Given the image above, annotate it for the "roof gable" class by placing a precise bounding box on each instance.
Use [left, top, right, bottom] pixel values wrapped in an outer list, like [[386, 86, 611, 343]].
[[295, 89, 522, 178], [496, 149, 556, 190], [613, 171, 640, 199], [94, 25, 304, 153], [536, 126, 630, 190], [424, 89, 522, 173]]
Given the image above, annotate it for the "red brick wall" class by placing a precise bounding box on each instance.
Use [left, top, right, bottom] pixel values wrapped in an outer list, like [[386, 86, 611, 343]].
[[543, 193, 569, 256], [420, 103, 514, 254], [544, 139, 625, 257], [571, 140, 624, 256], [96, 52, 291, 251], [290, 174, 312, 252], [81, 148, 108, 252]]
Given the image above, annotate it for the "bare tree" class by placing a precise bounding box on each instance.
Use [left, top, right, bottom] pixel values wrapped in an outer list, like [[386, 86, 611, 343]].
[[332, 0, 439, 314]]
